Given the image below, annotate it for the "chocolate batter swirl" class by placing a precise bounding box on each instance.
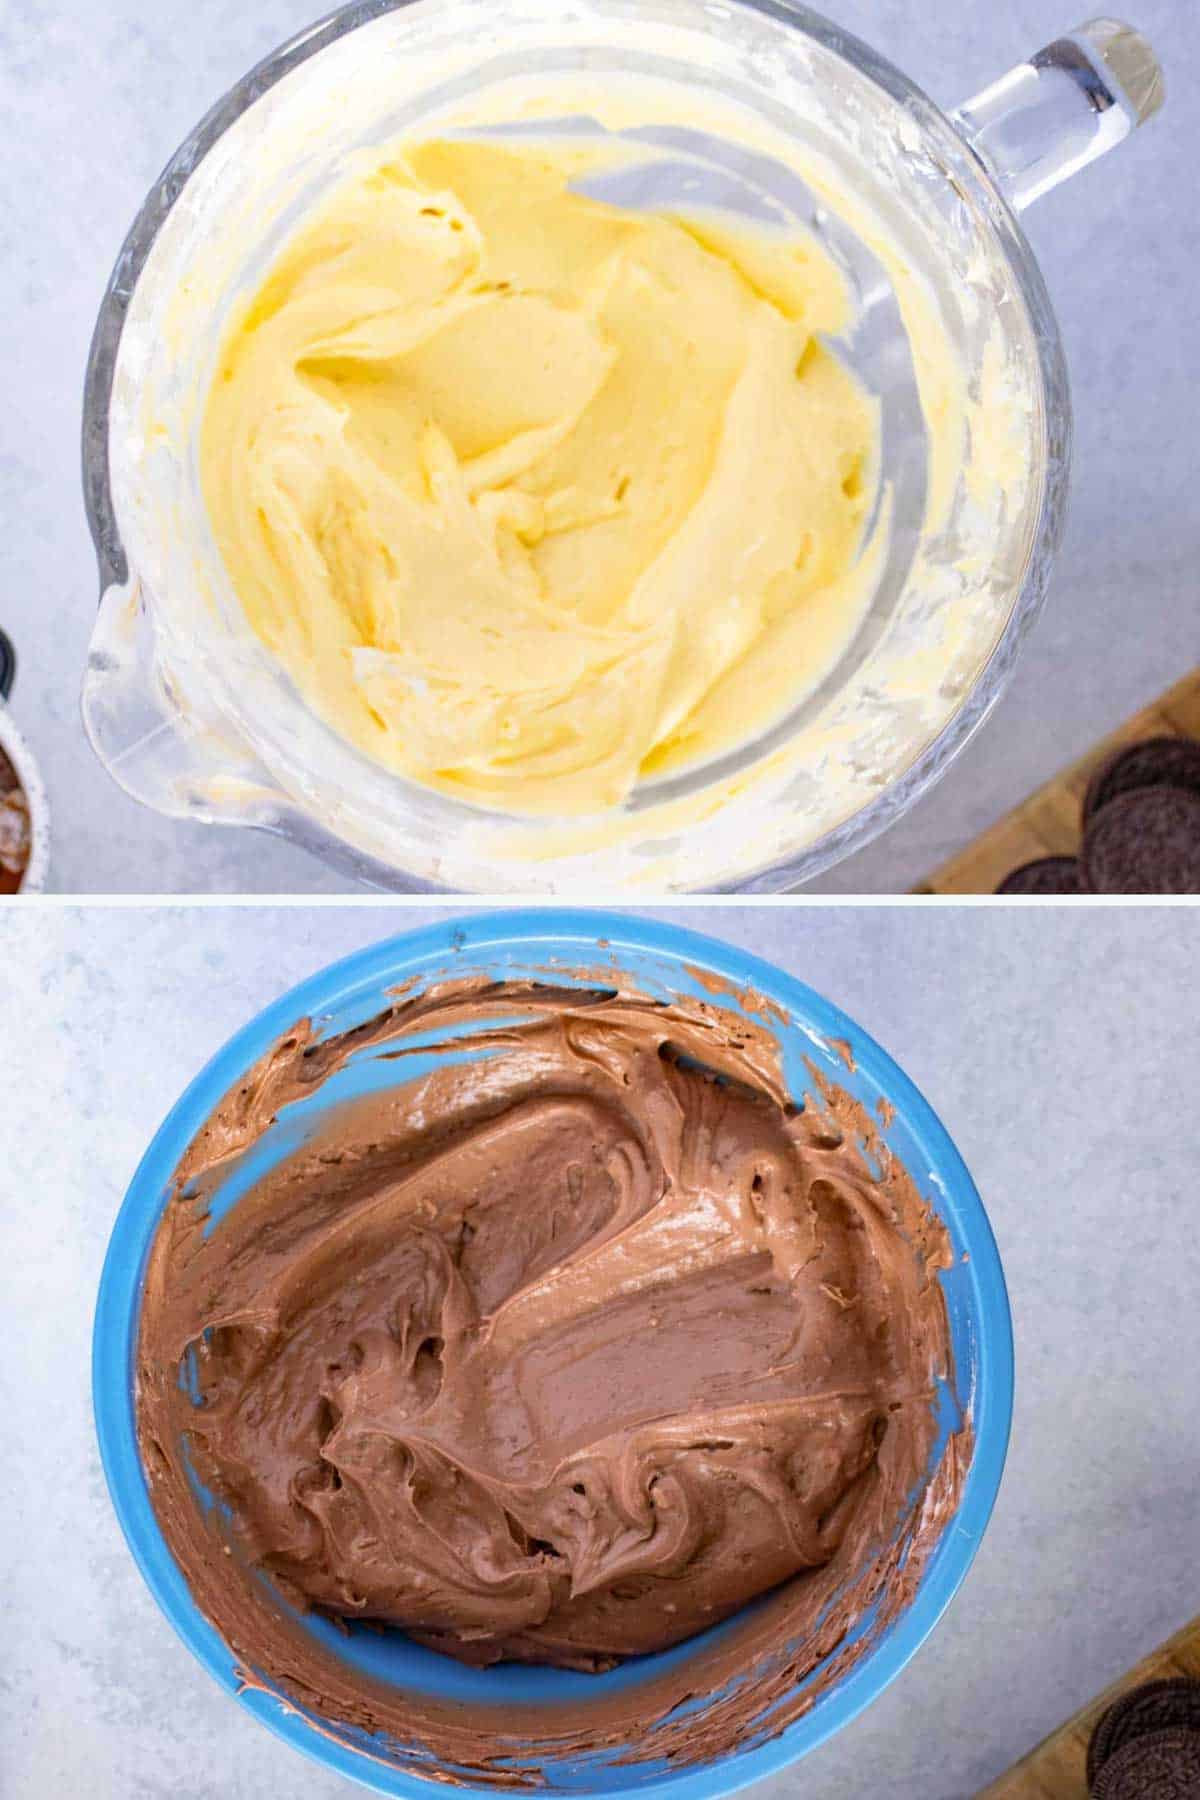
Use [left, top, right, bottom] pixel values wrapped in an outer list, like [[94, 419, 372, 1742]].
[[137, 975, 964, 1771]]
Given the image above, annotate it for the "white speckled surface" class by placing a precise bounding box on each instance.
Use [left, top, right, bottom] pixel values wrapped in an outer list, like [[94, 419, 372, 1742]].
[[1, 903, 1197, 1796], [0, 0, 1194, 892]]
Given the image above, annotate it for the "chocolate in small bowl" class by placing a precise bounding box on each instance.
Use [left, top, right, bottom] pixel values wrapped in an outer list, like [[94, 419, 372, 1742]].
[[0, 743, 32, 894]]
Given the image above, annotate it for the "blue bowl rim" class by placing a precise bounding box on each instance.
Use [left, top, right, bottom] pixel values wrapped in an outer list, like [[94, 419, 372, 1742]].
[[93, 907, 1014, 1800]]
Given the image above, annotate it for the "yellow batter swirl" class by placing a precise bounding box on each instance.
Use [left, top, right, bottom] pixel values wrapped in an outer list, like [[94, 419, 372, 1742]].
[[201, 139, 879, 813]]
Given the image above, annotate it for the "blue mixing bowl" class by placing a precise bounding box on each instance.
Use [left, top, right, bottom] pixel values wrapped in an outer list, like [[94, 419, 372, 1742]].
[[93, 909, 1012, 1799]]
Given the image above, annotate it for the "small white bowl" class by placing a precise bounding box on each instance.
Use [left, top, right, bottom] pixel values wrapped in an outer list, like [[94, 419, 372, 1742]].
[[0, 703, 50, 893]]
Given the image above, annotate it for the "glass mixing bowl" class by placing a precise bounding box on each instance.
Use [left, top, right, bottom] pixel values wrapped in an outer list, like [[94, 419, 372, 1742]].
[[81, 3, 1162, 892]]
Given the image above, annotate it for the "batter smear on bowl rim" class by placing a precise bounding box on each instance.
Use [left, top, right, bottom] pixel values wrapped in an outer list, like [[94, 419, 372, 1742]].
[[201, 138, 880, 814], [137, 975, 967, 1774]]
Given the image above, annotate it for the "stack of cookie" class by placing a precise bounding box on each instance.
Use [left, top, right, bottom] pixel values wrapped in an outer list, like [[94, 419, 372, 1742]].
[[997, 737, 1200, 894], [1087, 1679, 1200, 1797]]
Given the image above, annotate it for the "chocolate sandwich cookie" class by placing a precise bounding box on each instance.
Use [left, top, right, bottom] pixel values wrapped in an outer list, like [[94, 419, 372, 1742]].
[[1081, 786, 1200, 894], [1084, 736, 1200, 825], [1091, 1727, 1200, 1798], [1088, 1681, 1200, 1788], [995, 856, 1085, 895]]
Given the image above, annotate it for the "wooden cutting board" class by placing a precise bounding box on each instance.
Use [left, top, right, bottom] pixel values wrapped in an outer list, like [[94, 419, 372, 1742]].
[[915, 669, 1200, 894], [978, 1614, 1200, 1797]]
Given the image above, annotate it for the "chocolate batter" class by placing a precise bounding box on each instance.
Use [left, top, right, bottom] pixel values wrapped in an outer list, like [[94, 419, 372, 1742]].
[[137, 975, 966, 1777]]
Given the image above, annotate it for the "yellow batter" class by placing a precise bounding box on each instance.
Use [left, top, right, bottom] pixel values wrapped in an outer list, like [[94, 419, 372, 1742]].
[[201, 139, 879, 813]]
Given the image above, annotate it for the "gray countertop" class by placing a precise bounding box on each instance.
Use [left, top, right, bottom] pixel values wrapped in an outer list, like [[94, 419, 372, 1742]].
[[2, 903, 1197, 1796], [1, 0, 1196, 893]]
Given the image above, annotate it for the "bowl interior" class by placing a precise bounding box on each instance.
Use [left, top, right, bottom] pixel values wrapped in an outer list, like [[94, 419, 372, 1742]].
[[95, 0, 1055, 892], [94, 910, 1012, 1798]]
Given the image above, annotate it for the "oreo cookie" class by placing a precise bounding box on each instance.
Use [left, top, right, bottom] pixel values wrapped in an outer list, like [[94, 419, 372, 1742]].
[[1090, 1728, 1200, 1798], [1084, 735, 1200, 825], [1088, 1681, 1200, 1788], [1081, 787, 1200, 894], [995, 856, 1086, 895]]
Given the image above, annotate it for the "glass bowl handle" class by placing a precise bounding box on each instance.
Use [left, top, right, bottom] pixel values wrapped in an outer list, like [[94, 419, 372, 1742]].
[[951, 17, 1164, 212]]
